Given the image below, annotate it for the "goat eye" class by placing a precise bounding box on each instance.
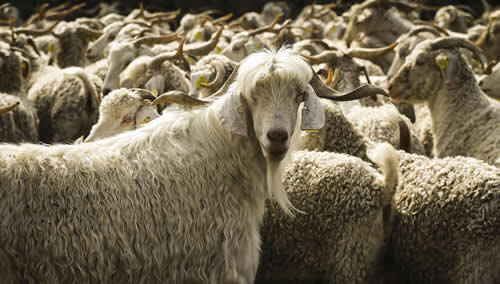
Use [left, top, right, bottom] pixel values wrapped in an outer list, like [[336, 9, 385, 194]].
[[296, 93, 305, 103], [122, 116, 133, 124]]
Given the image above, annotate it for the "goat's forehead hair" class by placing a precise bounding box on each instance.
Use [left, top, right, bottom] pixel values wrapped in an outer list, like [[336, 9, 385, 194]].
[[237, 46, 313, 97], [99, 88, 141, 115]]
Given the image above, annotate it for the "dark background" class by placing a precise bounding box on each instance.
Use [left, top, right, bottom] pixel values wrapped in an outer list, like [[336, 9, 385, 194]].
[[9, 0, 500, 21]]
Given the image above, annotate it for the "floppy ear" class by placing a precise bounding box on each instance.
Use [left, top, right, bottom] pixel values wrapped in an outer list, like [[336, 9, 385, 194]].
[[145, 74, 165, 96], [135, 103, 160, 126], [219, 88, 248, 136], [301, 85, 325, 132], [435, 52, 457, 85]]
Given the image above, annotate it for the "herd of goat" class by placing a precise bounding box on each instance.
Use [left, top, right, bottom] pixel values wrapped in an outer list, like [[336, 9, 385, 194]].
[[0, 0, 499, 283]]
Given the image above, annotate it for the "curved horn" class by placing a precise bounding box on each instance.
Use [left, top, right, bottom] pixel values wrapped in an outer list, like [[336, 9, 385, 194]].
[[45, 3, 86, 21], [408, 25, 448, 38], [345, 41, 398, 60], [205, 63, 241, 99], [484, 60, 497, 75], [152, 90, 210, 107], [131, 88, 157, 101], [0, 3, 11, 11], [77, 27, 103, 39], [133, 32, 179, 47], [15, 21, 60, 36], [475, 17, 492, 47], [211, 13, 233, 25], [200, 60, 226, 88], [142, 9, 181, 21], [0, 102, 20, 115], [184, 25, 224, 57], [147, 38, 185, 70], [247, 14, 282, 37], [302, 50, 342, 65], [310, 71, 388, 101], [430, 37, 488, 71], [26, 37, 41, 56], [398, 120, 411, 152]]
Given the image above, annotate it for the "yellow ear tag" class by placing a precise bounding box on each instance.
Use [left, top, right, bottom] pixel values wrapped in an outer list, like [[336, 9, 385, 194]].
[[435, 56, 449, 69], [305, 129, 319, 133], [329, 25, 336, 33], [255, 43, 261, 49], [187, 56, 194, 64], [196, 75, 207, 88], [21, 62, 27, 71], [215, 46, 222, 54], [194, 31, 202, 40], [273, 9, 280, 16], [152, 89, 158, 96], [48, 43, 54, 53], [141, 116, 151, 125]]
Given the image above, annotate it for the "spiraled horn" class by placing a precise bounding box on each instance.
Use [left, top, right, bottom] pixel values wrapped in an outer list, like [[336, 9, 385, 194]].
[[152, 90, 210, 107], [0, 102, 20, 115], [133, 32, 179, 47], [430, 37, 488, 71], [200, 60, 226, 88], [344, 41, 398, 60], [147, 38, 185, 70], [184, 25, 224, 57]]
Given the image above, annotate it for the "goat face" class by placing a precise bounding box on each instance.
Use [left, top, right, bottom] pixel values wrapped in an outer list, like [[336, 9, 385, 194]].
[[388, 44, 461, 104]]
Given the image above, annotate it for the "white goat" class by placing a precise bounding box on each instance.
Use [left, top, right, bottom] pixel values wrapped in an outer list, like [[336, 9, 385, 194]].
[[1, 48, 374, 283], [388, 37, 500, 167], [84, 88, 159, 142]]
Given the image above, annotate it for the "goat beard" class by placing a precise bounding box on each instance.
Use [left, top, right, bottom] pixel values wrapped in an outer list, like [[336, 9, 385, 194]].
[[265, 125, 302, 217]]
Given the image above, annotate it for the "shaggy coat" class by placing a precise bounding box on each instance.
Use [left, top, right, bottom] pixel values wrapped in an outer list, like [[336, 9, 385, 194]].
[[0, 48, 312, 284]]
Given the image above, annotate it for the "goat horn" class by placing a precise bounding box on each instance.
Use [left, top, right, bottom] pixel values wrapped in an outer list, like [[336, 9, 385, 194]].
[[77, 27, 103, 39], [324, 69, 334, 86], [133, 33, 179, 47], [399, 120, 411, 152], [15, 21, 60, 36], [45, 3, 86, 21], [144, 10, 181, 22], [47, 1, 71, 13], [152, 90, 210, 107], [430, 37, 488, 72], [302, 50, 341, 65], [131, 88, 157, 101], [247, 14, 282, 37], [205, 63, 240, 100], [0, 102, 20, 115], [211, 13, 233, 25], [408, 25, 449, 38], [27, 37, 41, 56], [484, 60, 496, 75], [123, 20, 152, 28], [345, 41, 398, 60], [0, 3, 11, 10], [310, 71, 388, 101], [147, 38, 185, 70], [200, 60, 226, 88], [184, 25, 224, 57], [475, 17, 492, 47]]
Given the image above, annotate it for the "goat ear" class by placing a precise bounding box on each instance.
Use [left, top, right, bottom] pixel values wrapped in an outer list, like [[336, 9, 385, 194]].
[[145, 74, 165, 96], [301, 85, 325, 132], [219, 88, 248, 136], [135, 104, 160, 126], [435, 52, 457, 85]]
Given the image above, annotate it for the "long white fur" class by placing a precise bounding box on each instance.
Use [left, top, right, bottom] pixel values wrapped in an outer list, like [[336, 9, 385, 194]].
[[0, 47, 311, 283]]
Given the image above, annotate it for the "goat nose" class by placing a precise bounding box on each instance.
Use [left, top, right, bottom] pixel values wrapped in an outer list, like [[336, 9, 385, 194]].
[[102, 88, 112, 96], [267, 129, 288, 143]]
